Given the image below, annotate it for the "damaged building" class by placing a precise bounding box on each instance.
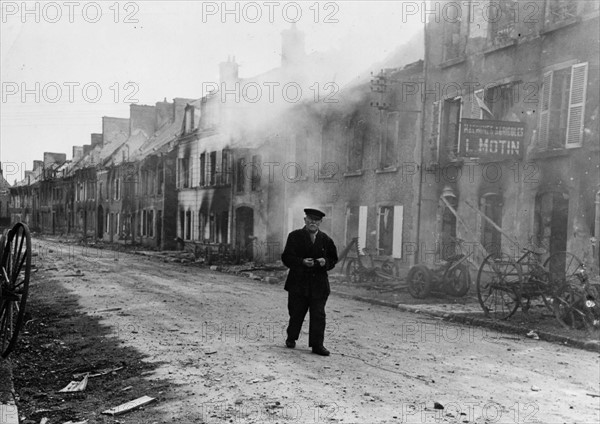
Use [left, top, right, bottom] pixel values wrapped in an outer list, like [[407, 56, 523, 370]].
[[419, 0, 600, 274]]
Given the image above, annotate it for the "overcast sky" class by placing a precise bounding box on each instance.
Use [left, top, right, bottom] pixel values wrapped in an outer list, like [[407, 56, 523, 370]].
[[0, 1, 423, 182]]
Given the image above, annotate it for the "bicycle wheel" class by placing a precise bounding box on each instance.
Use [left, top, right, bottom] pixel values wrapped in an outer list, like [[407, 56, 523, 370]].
[[444, 263, 471, 297], [476, 253, 521, 320], [406, 264, 432, 299], [0, 222, 32, 358], [543, 251, 584, 288]]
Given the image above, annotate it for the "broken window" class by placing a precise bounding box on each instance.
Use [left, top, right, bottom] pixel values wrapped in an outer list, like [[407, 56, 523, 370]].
[[545, 0, 578, 25], [221, 149, 231, 185], [199, 153, 206, 187], [381, 112, 399, 169], [480, 193, 503, 256], [442, 9, 463, 61], [439, 98, 462, 162], [538, 63, 588, 149], [178, 158, 190, 188], [216, 211, 229, 243], [488, 0, 518, 46], [209, 152, 217, 186], [484, 83, 517, 121], [250, 155, 261, 191], [185, 210, 191, 240], [236, 158, 245, 192], [347, 120, 366, 172]]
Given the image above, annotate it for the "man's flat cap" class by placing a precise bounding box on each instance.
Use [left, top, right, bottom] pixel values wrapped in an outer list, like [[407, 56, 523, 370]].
[[304, 208, 326, 219]]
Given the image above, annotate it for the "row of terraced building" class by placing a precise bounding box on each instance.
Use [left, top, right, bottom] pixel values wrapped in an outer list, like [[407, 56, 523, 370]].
[[7, 2, 600, 277]]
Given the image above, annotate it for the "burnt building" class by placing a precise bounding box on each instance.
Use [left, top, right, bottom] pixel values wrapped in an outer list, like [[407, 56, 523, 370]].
[[419, 0, 600, 274]]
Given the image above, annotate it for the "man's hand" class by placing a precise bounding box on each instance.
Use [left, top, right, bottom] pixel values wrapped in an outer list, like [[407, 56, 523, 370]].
[[303, 258, 315, 267], [315, 258, 326, 267]]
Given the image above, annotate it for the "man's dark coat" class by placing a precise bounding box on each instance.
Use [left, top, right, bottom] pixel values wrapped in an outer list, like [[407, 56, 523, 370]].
[[281, 227, 338, 297]]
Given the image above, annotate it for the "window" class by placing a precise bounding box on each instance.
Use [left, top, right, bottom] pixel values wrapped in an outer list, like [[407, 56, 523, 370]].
[[185, 210, 191, 240], [442, 9, 462, 61], [480, 193, 503, 256], [236, 158, 245, 192], [381, 112, 399, 169], [216, 211, 229, 243], [209, 152, 217, 185], [114, 178, 120, 200], [198, 211, 205, 241], [221, 149, 231, 185], [200, 153, 206, 186], [179, 158, 190, 188], [436, 98, 462, 162], [489, 0, 518, 46], [157, 165, 163, 195], [440, 195, 457, 260], [250, 155, 261, 191], [378, 205, 403, 258], [545, 0, 578, 25], [347, 120, 366, 172], [538, 63, 588, 149], [484, 83, 516, 121]]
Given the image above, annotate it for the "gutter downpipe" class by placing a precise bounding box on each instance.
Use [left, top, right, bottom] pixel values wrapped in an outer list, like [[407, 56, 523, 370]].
[[415, 18, 428, 265]]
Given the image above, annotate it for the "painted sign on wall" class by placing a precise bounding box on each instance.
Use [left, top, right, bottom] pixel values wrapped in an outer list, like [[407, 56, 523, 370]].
[[459, 118, 526, 161]]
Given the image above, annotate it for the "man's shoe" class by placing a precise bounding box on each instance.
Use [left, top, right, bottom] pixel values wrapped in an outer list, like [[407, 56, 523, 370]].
[[312, 346, 330, 356], [285, 339, 296, 348]]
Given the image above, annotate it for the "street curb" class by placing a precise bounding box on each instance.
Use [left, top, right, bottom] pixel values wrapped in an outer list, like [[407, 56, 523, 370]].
[[0, 359, 19, 424], [330, 289, 600, 353]]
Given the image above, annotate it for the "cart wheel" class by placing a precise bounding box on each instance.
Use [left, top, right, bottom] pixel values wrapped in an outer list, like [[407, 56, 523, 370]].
[[444, 263, 471, 297], [581, 283, 600, 335], [552, 283, 580, 329], [346, 259, 361, 284], [407, 264, 432, 299], [543, 251, 584, 289], [476, 253, 521, 320], [0, 222, 32, 358]]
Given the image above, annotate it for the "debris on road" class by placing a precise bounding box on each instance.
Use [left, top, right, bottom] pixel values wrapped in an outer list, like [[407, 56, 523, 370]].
[[73, 366, 123, 379], [526, 330, 540, 340], [531, 385, 541, 392], [433, 401, 444, 409], [101, 395, 156, 416], [58, 374, 89, 393]]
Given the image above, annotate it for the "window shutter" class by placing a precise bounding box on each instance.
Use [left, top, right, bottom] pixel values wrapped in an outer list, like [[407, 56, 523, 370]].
[[358, 206, 368, 256], [471, 89, 484, 119], [432, 101, 441, 162], [538, 71, 553, 149], [392, 205, 403, 259], [566, 62, 588, 148]]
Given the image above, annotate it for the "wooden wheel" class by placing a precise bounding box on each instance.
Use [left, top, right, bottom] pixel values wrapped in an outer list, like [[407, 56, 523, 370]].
[[0, 222, 32, 358], [543, 251, 584, 289], [407, 264, 432, 299], [476, 253, 521, 320], [444, 263, 471, 297]]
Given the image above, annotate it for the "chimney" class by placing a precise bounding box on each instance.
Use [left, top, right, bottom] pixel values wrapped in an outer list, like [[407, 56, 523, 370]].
[[33, 160, 44, 173], [72, 146, 84, 161], [155, 99, 174, 129], [83, 144, 92, 156], [129, 104, 156, 137], [281, 23, 306, 67], [219, 56, 239, 85], [91, 133, 103, 149]]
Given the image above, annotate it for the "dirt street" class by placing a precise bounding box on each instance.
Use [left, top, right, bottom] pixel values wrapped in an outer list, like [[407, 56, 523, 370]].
[[17, 239, 600, 423]]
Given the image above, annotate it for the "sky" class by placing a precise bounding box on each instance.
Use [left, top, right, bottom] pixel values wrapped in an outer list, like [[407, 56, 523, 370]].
[[0, 1, 423, 184]]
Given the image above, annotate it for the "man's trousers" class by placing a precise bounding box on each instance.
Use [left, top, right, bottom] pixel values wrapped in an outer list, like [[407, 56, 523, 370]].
[[286, 291, 328, 347]]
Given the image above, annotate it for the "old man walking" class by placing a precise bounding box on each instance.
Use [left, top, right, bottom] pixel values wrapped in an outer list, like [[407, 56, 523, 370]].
[[281, 208, 338, 356]]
